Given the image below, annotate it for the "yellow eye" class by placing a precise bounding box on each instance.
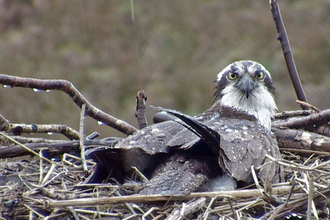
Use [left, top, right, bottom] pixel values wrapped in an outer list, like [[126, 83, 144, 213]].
[[255, 71, 264, 80], [227, 72, 238, 80]]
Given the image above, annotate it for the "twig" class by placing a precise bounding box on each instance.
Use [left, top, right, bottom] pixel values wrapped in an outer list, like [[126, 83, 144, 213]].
[[266, 154, 330, 174], [0, 113, 80, 139], [228, 198, 238, 220], [165, 197, 206, 220], [67, 206, 80, 220], [23, 204, 45, 219], [48, 185, 293, 208], [202, 196, 216, 220], [131, 166, 149, 182], [75, 209, 123, 217], [280, 148, 330, 157], [0, 74, 138, 135], [251, 165, 263, 194], [79, 104, 88, 172], [39, 150, 43, 185], [296, 100, 321, 113], [142, 207, 159, 220], [0, 132, 53, 164], [41, 163, 56, 185], [264, 180, 296, 219], [269, 0, 308, 110]]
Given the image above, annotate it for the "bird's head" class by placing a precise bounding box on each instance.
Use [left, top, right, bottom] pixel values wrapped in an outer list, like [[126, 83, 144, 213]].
[[214, 60, 277, 130]]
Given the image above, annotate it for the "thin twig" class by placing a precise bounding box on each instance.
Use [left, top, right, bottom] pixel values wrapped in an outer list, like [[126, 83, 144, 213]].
[[202, 197, 214, 220], [67, 206, 80, 220], [79, 104, 88, 172], [265, 180, 296, 219], [23, 204, 45, 219], [41, 163, 56, 185], [131, 166, 149, 182], [296, 100, 321, 113], [269, 0, 308, 110]]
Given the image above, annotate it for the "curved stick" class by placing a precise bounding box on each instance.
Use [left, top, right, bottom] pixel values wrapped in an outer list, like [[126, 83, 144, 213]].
[[0, 74, 138, 135]]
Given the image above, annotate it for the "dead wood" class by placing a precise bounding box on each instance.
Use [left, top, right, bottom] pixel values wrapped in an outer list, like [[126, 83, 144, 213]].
[[273, 128, 330, 152], [0, 138, 118, 158], [0, 113, 80, 139], [165, 197, 206, 220], [272, 109, 330, 136], [0, 74, 138, 135]]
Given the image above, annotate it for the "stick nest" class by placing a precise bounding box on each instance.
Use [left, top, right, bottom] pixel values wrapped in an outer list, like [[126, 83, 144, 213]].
[[0, 132, 330, 220]]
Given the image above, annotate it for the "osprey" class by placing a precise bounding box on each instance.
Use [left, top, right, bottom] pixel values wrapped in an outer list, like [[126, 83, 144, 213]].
[[86, 60, 282, 195]]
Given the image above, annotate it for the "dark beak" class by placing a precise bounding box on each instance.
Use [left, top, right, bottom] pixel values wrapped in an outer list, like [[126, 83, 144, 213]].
[[236, 74, 257, 98]]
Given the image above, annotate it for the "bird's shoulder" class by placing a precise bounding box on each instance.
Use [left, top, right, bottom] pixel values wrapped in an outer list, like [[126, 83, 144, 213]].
[[115, 120, 185, 154]]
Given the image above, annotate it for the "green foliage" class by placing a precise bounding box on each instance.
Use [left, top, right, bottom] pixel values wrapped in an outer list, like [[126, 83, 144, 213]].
[[0, 0, 329, 137]]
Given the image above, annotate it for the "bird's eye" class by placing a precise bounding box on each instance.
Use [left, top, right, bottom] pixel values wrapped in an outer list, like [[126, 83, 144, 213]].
[[227, 72, 238, 80], [255, 71, 264, 80]]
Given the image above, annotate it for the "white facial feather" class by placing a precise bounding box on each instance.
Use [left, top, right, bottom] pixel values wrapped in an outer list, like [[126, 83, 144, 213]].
[[216, 61, 277, 130]]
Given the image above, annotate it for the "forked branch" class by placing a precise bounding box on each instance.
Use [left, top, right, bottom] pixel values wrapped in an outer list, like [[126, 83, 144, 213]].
[[0, 74, 138, 135]]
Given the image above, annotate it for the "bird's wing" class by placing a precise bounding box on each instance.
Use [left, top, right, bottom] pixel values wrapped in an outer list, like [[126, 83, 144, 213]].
[[158, 107, 281, 184]]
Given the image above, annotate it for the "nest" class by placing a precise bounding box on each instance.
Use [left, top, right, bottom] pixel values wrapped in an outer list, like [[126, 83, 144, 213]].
[[1, 124, 330, 220]]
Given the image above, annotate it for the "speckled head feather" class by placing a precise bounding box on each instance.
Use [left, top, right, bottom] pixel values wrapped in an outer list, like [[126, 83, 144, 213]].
[[213, 60, 277, 130]]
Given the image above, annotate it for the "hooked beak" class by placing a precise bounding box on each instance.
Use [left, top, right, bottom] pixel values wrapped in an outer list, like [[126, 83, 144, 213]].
[[235, 74, 257, 99]]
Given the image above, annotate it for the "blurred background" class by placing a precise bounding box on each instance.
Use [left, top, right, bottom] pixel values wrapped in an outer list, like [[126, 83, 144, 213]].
[[0, 0, 329, 138]]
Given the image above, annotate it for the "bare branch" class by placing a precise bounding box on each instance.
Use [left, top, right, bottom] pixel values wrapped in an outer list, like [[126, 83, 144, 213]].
[[0, 132, 54, 164], [79, 104, 88, 172], [0, 139, 118, 158], [0, 74, 138, 135], [273, 128, 330, 152], [272, 109, 330, 131], [269, 0, 308, 110], [0, 113, 80, 139], [274, 110, 313, 119]]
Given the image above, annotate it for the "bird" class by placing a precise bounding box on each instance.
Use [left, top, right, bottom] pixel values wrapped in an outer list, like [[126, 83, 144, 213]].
[[86, 60, 282, 195]]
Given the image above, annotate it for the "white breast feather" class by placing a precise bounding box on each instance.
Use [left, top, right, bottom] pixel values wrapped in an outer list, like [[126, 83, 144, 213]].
[[220, 83, 277, 130]]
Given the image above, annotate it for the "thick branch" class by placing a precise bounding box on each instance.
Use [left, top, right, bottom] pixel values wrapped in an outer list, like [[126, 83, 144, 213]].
[[0, 139, 118, 158], [273, 128, 330, 152], [272, 109, 330, 131], [269, 0, 308, 110], [0, 74, 138, 135], [0, 117, 80, 141]]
